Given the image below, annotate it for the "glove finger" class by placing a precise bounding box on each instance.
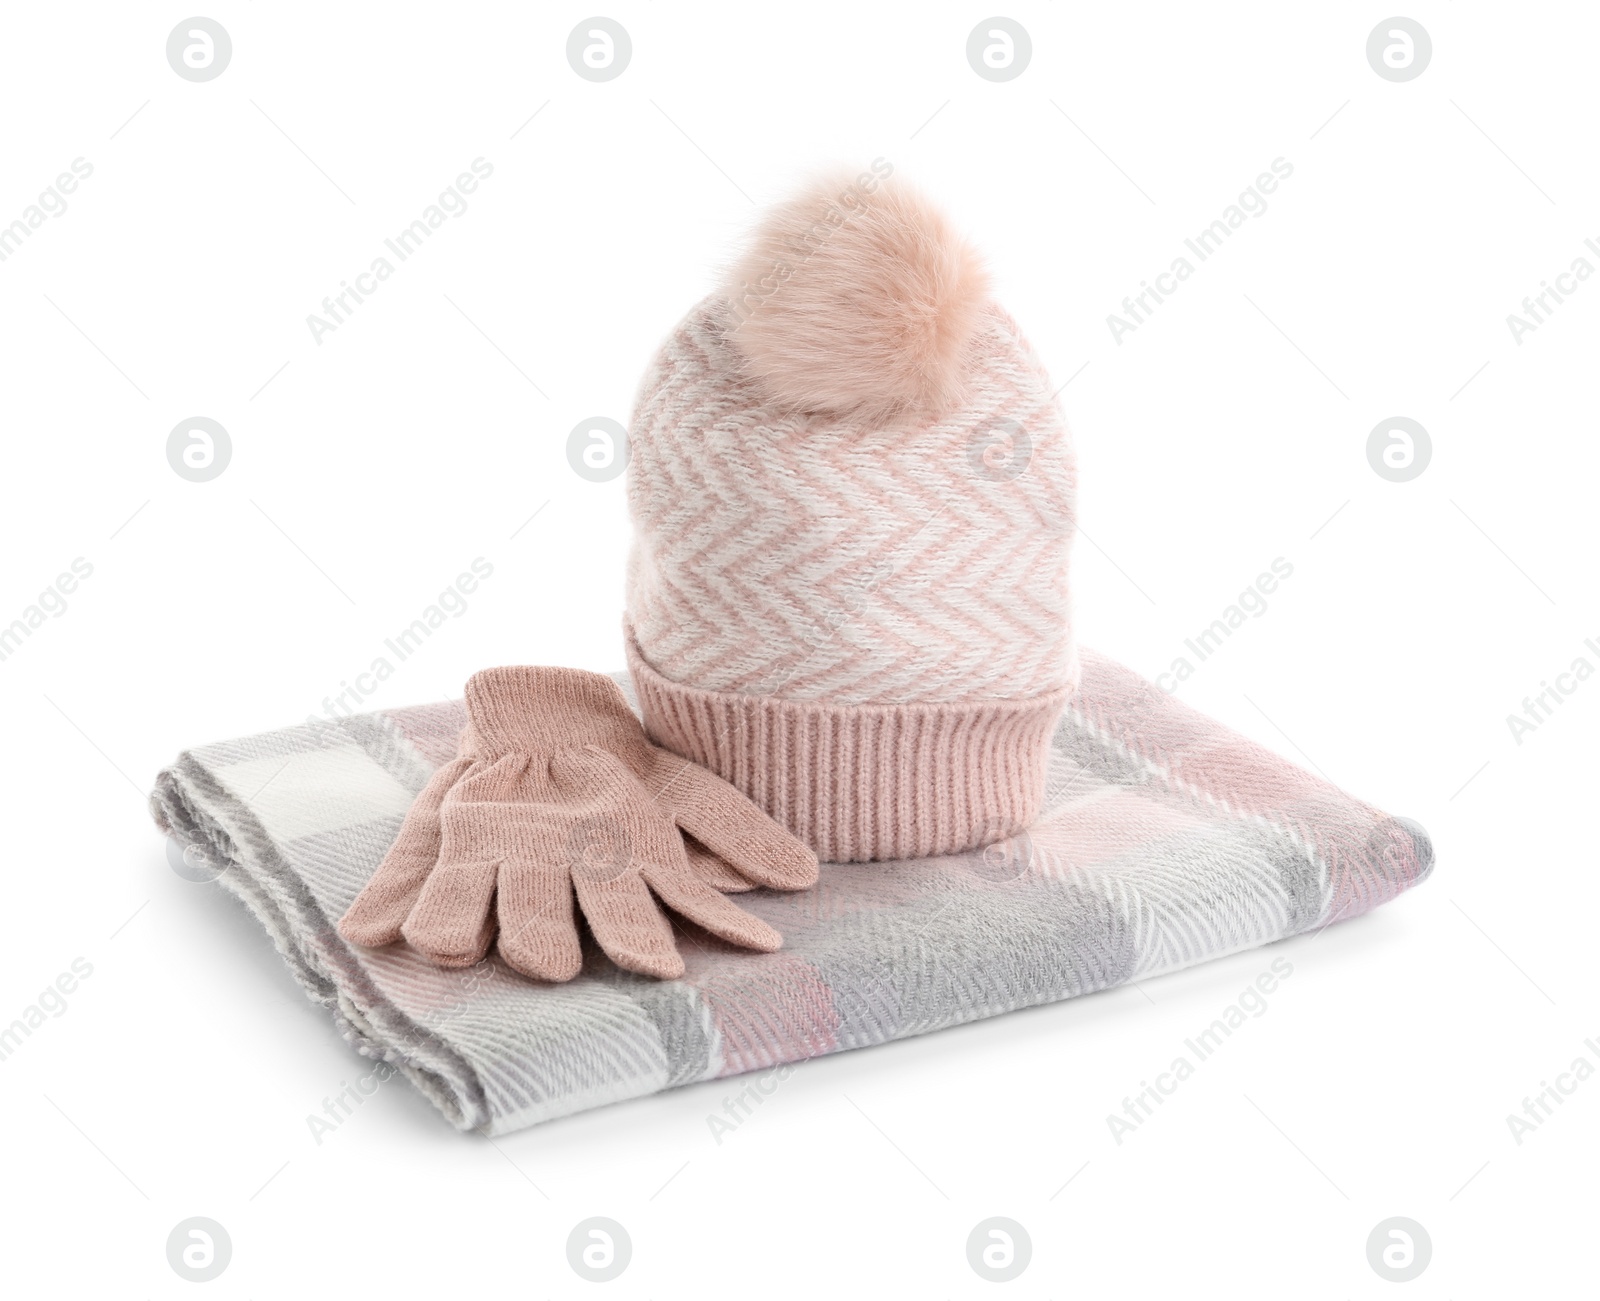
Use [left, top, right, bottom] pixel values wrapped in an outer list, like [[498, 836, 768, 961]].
[[339, 754, 473, 947], [496, 856, 583, 983], [400, 856, 498, 967], [568, 777, 781, 955], [571, 856, 685, 980], [645, 749, 819, 891], [643, 854, 784, 953], [684, 836, 757, 893], [548, 747, 686, 980]]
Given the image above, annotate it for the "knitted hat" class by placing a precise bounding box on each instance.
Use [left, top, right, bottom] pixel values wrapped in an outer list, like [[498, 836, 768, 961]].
[[624, 170, 1078, 863]]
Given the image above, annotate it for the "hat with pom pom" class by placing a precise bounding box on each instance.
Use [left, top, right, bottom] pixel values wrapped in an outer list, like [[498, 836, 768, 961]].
[[624, 167, 1078, 863]]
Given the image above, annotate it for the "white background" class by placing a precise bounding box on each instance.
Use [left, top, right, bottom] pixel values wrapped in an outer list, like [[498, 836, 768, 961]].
[[1, 2, 1595, 1295]]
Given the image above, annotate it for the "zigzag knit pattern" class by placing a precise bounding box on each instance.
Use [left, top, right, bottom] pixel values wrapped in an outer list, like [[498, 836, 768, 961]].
[[625, 295, 1078, 707]]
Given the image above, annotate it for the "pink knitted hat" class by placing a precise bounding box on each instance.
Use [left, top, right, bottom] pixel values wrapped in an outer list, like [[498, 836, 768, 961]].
[[624, 169, 1078, 863]]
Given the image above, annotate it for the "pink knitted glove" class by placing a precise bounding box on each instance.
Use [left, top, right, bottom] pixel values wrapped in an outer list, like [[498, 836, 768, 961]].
[[338, 667, 818, 981]]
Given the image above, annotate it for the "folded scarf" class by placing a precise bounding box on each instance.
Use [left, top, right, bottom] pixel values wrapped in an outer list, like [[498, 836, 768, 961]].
[[148, 649, 1432, 1135]]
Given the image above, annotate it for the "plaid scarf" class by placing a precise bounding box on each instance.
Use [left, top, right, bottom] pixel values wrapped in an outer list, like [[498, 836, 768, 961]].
[[149, 650, 1431, 1135]]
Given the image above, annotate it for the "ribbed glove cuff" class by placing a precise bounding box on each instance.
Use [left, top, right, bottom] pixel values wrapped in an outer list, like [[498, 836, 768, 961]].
[[463, 666, 644, 756]]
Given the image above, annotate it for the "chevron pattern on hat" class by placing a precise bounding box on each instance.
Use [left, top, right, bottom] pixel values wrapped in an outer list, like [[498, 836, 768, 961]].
[[625, 295, 1078, 708]]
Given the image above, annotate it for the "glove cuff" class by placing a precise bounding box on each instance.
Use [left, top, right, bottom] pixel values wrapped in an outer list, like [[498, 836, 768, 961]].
[[463, 666, 644, 755]]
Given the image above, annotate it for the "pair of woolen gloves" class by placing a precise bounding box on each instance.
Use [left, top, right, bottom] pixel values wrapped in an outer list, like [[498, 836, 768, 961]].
[[338, 667, 818, 981]]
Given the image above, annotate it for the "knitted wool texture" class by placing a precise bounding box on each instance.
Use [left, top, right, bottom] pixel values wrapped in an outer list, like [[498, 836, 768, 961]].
[[625, 289, 1079, 863], [151, 652, 1433, 1134], [339, 666, 818, 981]]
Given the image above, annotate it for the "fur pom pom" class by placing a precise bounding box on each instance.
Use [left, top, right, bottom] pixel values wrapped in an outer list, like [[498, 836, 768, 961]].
[[723, 170, 991, 425]]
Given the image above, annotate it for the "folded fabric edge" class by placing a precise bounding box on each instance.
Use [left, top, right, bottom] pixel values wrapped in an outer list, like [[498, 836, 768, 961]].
[[1061, 677, 1438, 929], [145, 663, 1438, 1139], [149, 752, 493, 1132]]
